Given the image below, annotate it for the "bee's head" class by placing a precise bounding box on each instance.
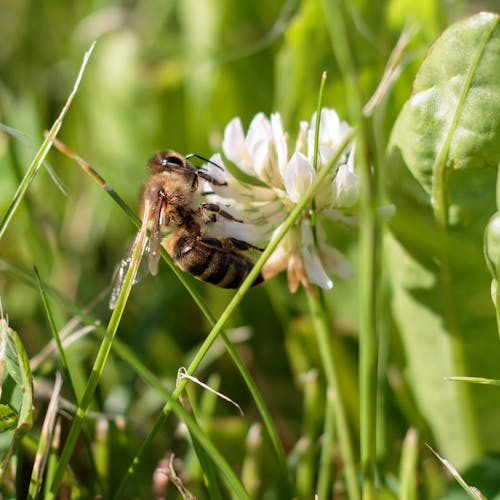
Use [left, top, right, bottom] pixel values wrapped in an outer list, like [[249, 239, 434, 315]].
[[148, 150, 191, 175]]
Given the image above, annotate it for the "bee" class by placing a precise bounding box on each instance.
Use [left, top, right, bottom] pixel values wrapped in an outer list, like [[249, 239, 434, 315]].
[[110, 151, 263, 307]]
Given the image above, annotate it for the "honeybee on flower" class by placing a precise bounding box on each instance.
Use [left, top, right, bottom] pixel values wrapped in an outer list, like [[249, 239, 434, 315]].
[[203, 108, 359, 292]]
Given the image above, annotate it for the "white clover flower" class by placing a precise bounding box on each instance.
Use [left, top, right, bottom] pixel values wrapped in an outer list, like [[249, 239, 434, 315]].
[[203, 108, 358, 292]]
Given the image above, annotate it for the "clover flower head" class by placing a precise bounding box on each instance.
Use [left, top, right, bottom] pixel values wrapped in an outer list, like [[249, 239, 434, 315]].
[[203, 108, 359, 292]]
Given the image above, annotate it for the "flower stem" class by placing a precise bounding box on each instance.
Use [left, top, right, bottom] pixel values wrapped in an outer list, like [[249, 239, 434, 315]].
[[307, 291, 360, 500], [358, 116, 381, 500]]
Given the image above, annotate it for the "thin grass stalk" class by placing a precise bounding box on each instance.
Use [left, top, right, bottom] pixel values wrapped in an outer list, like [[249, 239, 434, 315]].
[[115, 128, 356, 497], [307, 291, 359, 500], [320, 2, 380, 497], [93, 420, 109, 497], [33, 266, 102, 487], [357, 102, 380, 500], [310, 70, 328, 233], [241, 423, 263, 497], [33, 265, 75, 393], [0, 42, 95, 242]]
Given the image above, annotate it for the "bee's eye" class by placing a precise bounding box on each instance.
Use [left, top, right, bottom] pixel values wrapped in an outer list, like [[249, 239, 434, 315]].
[[162, 155, 184, 168]]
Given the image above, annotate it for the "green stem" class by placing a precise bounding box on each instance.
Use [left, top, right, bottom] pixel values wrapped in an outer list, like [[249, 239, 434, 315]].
[[307, 292, 360, 500], [321, 1, 381, 496], [47, 209, 149, 498], [358, 117, 379, 500], [33, 265, 103, 490]]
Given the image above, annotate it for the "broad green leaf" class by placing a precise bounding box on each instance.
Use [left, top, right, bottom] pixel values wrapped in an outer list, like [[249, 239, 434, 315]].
[[385, 12, 500, 468]]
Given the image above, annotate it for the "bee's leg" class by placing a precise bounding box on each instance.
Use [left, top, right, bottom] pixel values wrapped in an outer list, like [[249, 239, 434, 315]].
[[200, 236, 225, 249], [198, 203, 243, 223], [197, 171, 228, 186], [225, 238, 264, 252]]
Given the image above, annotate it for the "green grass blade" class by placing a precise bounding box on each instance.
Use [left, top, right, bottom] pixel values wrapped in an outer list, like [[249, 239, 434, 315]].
[[446, 376, 500, 387], [32, 265, 76, 401], [399, 428, 418, 500], [321, 2, 382, 497], [0, 41, 95, 242], [46, 205, 149, 498], [33, 264, 103, 491], [51, 140, 292, 491]]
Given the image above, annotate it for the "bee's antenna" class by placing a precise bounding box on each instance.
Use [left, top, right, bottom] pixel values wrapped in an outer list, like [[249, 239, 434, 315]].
[[185, 153, 224, 172]]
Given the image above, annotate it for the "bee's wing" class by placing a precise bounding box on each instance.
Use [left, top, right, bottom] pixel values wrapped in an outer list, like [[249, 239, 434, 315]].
[[109, 231, 147, 310], [109, 198, 155, 310], [147, 192, 164, 276]]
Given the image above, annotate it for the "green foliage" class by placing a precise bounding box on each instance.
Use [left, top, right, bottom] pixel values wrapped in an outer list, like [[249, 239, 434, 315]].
[[386, 12, 500, 469], [1, 0, 499, 498]]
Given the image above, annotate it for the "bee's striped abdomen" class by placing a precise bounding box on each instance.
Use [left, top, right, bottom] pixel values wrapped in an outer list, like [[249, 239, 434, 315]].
[[169, 235, 263, 288]]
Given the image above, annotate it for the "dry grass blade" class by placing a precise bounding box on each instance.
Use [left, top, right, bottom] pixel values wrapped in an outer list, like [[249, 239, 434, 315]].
[[155, 454, 196, 500], [177, 367, 244, 416], [427, 444, 485, 500]]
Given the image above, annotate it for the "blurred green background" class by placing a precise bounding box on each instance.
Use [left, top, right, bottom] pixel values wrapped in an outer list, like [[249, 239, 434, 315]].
[[0, 0, 498, 497]]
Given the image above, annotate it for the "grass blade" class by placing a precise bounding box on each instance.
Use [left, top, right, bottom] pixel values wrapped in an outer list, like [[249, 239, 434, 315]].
[[28, 373, 62, 499], [46, 201, 149, 498], [0, 41, 95, 241], [427, 445, 485, 500], [399, 428, 418, 500]]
